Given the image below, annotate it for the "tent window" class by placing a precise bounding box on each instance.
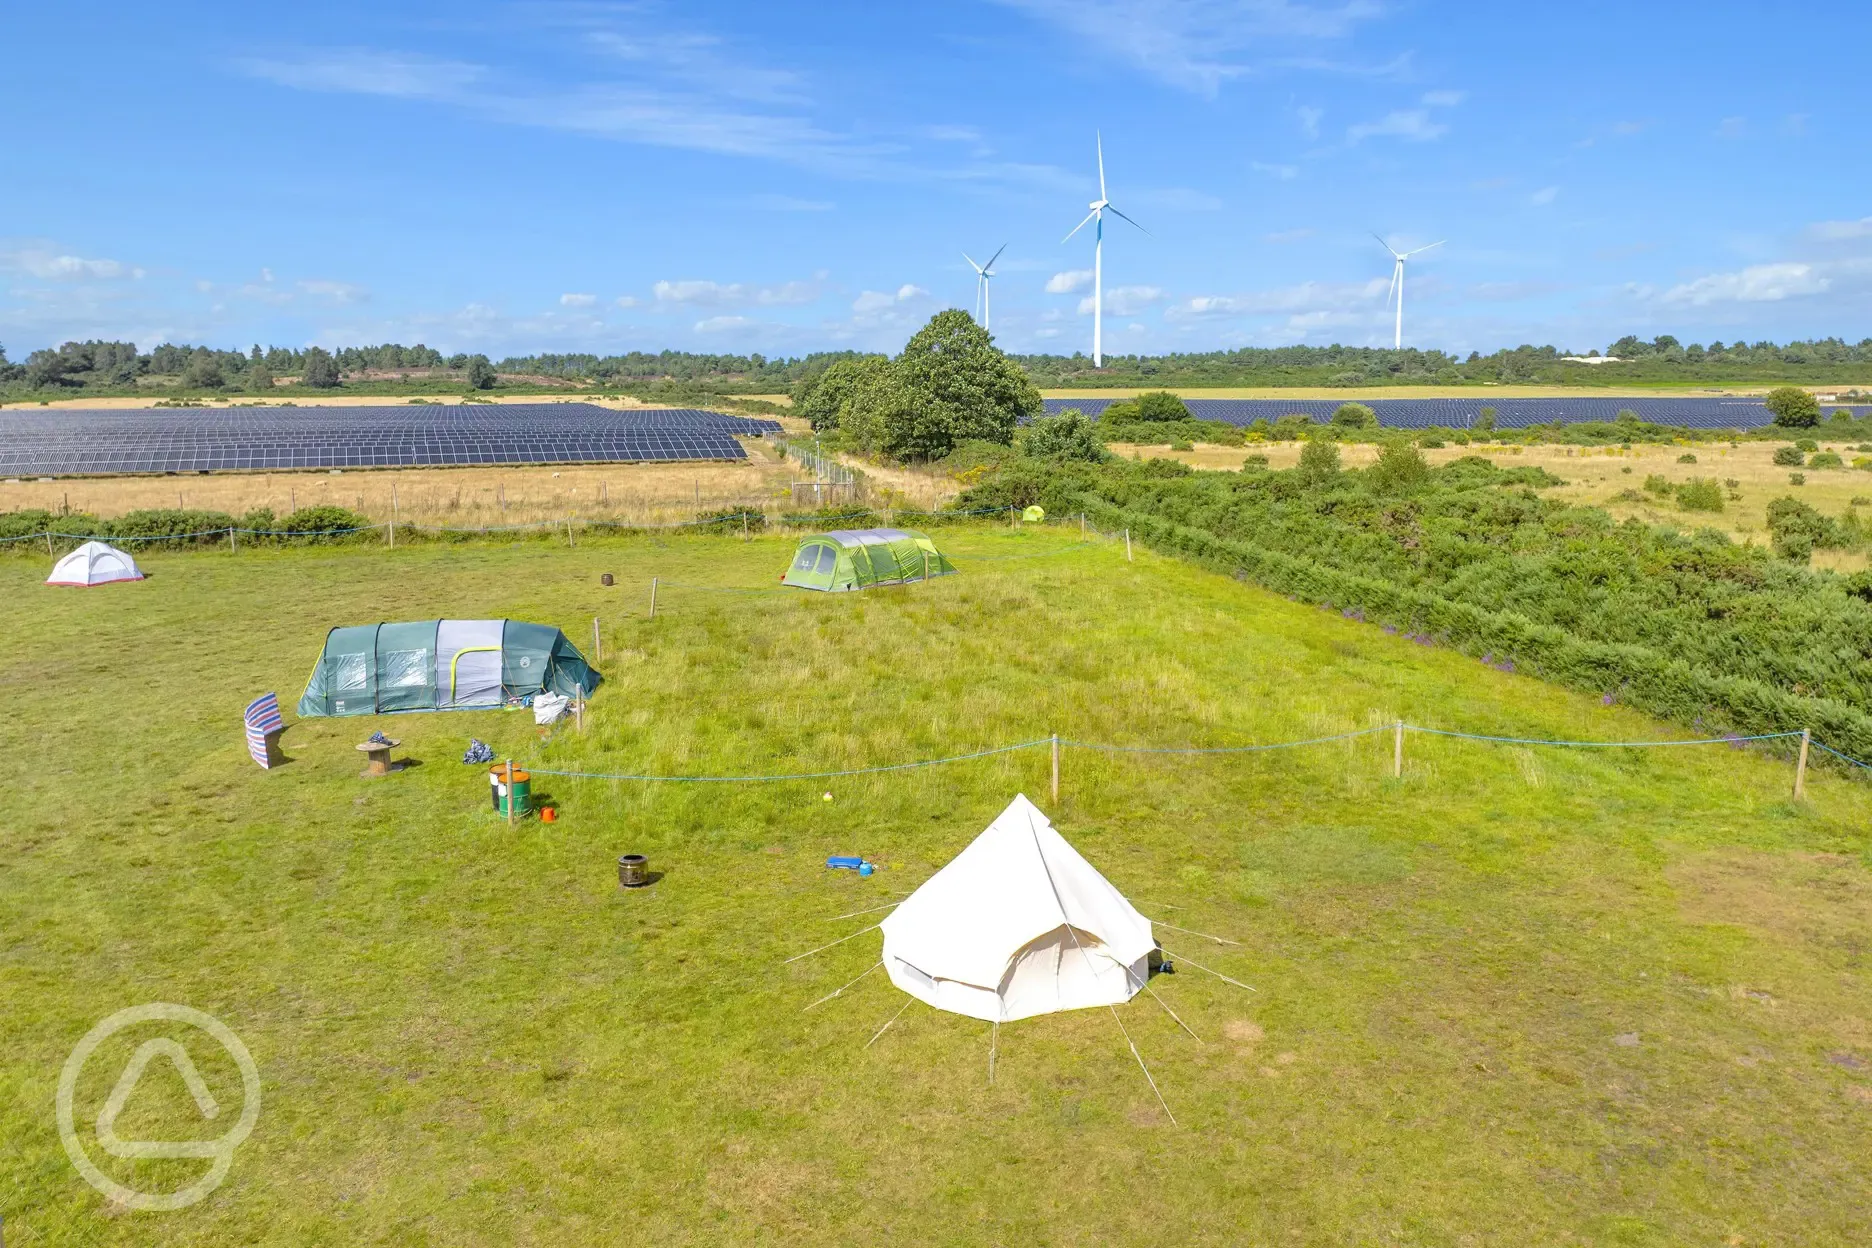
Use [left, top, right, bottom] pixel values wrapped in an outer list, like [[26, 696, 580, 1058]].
[[332, 653, 368, 692], [381, 648, 430, 688], [814, 545, 836, 574], [792, 545, 819, 572]]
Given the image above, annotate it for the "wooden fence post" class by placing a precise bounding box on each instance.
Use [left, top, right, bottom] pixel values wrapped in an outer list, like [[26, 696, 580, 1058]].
[[1795, 728, 1811, 799], [505, 759, 516, 826], [1393, 720, 1404, 779], [45, 531, 53, 556], [228, 526, 237, 553], [575, 684, 584, 733], [1050, 733, 1060, 804], [1124, 529, 1132, 562], [390, 483, 398, 548], [593, 616, 602, 663], [649, 576, 659, 620], [566, 516, 575, 548]]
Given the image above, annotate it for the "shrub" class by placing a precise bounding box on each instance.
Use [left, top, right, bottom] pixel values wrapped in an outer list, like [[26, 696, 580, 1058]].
[[696, 506, 766, 533], [274, 506, 374, 543], [1611, 489, 1646, 502], [1017, 409, 1109, 463], [1809, 451, 1845, 469], [1725, 478, 1740, 489], [1270, 414, 1315, 441], [1643, 474, 1673, 494], [1677, 453, 1697, 464], [1855, 496, 1872, 506], [1330, 403, 1377, 431], [1795, 438, 1819, 452], [1242, 454, 1269, 469], [1130, 391, 1192, 422], [1765, 386, 1821, 428], [1772, 446, 1805, 466], [1169, 439, 1194, 452], [1474, 407, 1497, 436], [1368, 439, 1431, 494], [1766, 496, 1834, 560], [1789, 473, 1806, 485], [1676, 478, 1724, 513], [1420, 434, 1446, 449], [1296, 434, 1341, 484]]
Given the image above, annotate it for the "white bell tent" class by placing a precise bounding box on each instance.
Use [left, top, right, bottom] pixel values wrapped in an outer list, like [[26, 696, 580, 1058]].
[[793, 794, 1256, 1126], [46, 541, 144, 587], [880, 794, 1156, 1022]]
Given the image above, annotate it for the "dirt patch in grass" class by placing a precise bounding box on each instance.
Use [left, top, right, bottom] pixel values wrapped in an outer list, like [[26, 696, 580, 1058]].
[[1667, 850, 1872, 954]]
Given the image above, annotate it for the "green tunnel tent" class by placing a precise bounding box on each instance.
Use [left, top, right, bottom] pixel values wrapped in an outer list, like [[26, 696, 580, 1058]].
[[781, 528, 957, 592], [297, 620, 600, 717]]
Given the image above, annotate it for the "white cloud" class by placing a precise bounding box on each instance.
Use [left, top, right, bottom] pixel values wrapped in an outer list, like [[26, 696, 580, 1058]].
[[1348, 109, 1447, 143], [1715, 116, 1747, 140], [1296, 105, 1322, 139], [925, 125, 982, 143], [1263, 227, 1314, 243], [653, 278, 819, 307], [0, 249, 143, 281], [694, 314, 755, 333], [1809, 217, 1872, 242], [260, 267, 275, 283], [1167, 277, 1389, 319], [1046, 269, 1094, 294], [238, 49, 485, 98], [1420, 89, 1466, 107], [989, 0, 1391, 95], [748, 193, 834, 212], [298, 279, 368, 303], [560, 292, 597, 307], [1660, 262, 1830, 306], [851, 285, 928, 313], [615, 295, 642, 308], [1529, 186, 1559, 206], [1251, 161, 1298, 180], [1079, 285, 1164, 316]]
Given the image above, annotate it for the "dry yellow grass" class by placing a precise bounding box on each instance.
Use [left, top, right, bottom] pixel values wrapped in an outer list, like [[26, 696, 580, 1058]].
[[0, 437, 961, 525], [1112, 437, 1872, 571], [1049, 384, 1780, 400]]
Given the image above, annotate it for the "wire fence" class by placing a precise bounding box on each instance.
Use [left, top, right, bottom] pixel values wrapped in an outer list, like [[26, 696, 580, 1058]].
[[521, 721, 1863, 786]]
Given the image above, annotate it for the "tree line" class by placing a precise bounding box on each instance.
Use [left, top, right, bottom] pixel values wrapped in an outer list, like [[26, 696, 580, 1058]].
[[6, 329, 1872, 398]]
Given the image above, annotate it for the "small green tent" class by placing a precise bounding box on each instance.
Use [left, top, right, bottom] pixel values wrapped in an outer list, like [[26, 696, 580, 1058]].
[[781, 528, 956, 592], [297, 619, 600, 717]]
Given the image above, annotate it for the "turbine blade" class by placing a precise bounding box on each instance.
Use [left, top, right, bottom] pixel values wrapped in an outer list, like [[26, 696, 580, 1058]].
[[1372, 231, 1401, 258], [1062, 210, 1099, 243], [963, 252, 983, 274], [1106, 204, 1151, 236], [1386, 263, 1399, 306], [1097, 132, 1107, 202], [985, 242, 1008, 272], [1405, 240, 1446, 258]]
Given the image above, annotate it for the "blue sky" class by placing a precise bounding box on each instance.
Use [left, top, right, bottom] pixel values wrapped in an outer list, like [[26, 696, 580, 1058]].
[[6, 0, 1870, 360]]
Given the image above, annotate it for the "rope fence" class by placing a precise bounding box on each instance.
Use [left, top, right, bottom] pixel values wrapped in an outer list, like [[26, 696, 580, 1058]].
[[521, 721, 1861, 794]]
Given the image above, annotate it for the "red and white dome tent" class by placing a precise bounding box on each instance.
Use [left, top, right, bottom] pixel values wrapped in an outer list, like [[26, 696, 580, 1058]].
[[46, 541, 145, 587]]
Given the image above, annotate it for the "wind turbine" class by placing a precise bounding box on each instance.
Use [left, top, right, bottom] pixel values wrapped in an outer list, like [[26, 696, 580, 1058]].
[[1063, 133, 1148, 367], [1375, 234, 1443, 349], [963, 244, 1008, 332]]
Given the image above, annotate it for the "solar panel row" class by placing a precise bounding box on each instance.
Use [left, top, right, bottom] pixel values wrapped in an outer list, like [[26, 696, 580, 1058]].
[[1038, 397, 1858, 430], [0, 404, 783, 475]]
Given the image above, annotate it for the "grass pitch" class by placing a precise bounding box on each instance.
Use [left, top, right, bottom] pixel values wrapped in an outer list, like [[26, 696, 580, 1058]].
[[3, 529, 1871, 1244]]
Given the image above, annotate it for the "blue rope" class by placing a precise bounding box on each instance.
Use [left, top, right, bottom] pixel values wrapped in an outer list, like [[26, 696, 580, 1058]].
[[963, 540, 1100, 561], [1812, 740, 1872, 769], [1407, 726, 1803, 748], [1063, 727, 1389, 755], [527, 738, 1052, 783]]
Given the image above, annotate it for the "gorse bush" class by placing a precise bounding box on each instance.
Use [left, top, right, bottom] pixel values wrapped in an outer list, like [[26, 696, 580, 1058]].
[[1809, 451, 1845, 469], [1643, 474, 1673, 494], [1017, 409, 1109, 463], [1676, 478, 1724, 513], [1773, 446, 1806, 466]]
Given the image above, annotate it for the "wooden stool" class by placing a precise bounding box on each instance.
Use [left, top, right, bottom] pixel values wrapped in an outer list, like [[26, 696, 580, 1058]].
[[356, 738, 402, 777]]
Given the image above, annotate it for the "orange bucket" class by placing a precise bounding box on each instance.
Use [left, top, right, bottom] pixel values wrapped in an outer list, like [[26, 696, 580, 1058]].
[[540, 806, 557, 823]]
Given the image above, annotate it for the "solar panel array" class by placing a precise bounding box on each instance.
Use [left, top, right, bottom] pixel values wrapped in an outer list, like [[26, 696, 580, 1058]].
[[1041, 396, 1864, 430], [0, 404, 784, 475]]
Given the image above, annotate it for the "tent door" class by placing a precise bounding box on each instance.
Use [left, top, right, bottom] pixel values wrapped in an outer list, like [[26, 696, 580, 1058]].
[[448, 646, 503, 707]]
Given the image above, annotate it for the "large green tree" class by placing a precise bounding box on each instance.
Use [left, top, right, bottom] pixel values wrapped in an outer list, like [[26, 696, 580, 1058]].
[[883, 310, 1041, 459], [793, 356, 889, 433], [1765, 386, 1821, 428], [301, 347, 340, 389]]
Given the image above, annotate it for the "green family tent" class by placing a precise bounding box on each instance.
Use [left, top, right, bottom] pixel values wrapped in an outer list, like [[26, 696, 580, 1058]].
[[781, 528, 957, 592], [297, 620, 600, 717]]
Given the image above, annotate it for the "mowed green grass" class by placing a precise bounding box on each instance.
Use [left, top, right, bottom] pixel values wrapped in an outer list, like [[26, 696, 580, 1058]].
[[3, 528, 1872, 1246]]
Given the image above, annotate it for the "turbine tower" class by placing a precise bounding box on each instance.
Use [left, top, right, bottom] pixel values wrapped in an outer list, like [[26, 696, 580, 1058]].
[[963, 244, 1008, 332], [1064, 133, 1148, 367], [1375, 234, 1444, 349]]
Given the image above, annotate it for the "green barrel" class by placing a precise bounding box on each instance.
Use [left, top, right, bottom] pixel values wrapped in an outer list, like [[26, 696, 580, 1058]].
[[488, 767, 532, 817]]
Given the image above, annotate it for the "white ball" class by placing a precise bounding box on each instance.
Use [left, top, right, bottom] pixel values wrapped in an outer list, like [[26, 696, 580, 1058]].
[[822, 792, 834, 802]]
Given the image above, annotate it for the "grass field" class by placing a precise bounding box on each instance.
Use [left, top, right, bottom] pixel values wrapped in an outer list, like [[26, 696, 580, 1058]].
[[4, 529, 1872, 1244]]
